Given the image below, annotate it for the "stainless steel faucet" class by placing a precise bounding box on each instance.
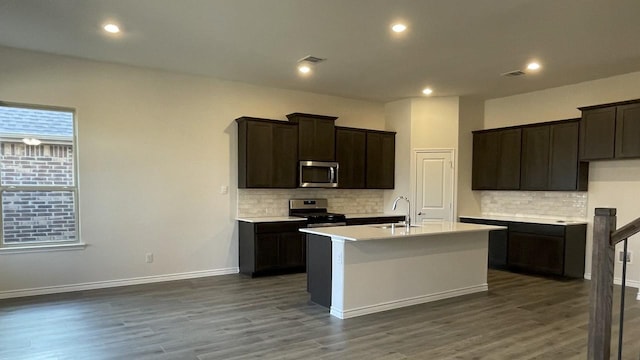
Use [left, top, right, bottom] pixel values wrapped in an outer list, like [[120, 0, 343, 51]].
[[392, 196, 411, 228]]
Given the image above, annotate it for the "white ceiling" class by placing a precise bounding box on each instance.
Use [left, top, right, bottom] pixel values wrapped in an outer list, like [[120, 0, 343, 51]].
[[1, 0, 640, 102]]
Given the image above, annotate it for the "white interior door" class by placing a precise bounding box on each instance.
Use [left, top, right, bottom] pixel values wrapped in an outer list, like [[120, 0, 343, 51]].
[[415, 150, 454, 222]]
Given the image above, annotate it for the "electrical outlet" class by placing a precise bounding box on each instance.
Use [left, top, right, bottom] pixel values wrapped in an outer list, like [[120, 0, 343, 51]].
[[220, 186, 229, 195], [145, 253, 154, 263], [618, 250, 632, 263]]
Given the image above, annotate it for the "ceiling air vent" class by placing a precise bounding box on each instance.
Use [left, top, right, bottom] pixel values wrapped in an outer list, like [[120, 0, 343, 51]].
[[501, 70, 526, 77], [299, 55, 326, 64]]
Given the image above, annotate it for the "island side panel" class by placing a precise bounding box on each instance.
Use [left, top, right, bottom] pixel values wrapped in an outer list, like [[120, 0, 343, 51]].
[[306, 234, 333, 308], [335, 231, 489, 319]]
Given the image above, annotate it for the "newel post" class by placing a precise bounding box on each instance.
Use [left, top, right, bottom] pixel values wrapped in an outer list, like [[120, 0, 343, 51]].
[[587, 208, 617, 360]]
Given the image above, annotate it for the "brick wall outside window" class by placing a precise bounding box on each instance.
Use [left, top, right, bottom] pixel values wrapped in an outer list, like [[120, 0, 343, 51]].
[[1, 141, 76, 243]]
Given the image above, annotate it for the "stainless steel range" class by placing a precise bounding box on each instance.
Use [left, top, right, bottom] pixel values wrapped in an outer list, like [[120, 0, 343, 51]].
[[289, 199, 346, 228]]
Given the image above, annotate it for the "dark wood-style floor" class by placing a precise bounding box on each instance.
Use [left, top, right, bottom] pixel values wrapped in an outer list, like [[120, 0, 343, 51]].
[[1, 270, 639, 360]]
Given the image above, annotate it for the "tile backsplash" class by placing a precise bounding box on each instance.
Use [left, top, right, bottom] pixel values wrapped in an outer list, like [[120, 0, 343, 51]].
[[480, 191, 588, 220], [238, 189, 384, 217]]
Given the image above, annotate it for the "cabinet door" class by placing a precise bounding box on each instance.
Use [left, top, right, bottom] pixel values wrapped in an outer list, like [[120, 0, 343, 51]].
[[296, 117, 336, 161], [336, 128, 366, 188], [508, 232, 564, 275], [520, 125, 550, 190], [255, 234, 280, 271], [580, 107, 616, 160], [366, 132, 395, 189], [496, 129, 522, 190], [314, 119, 336, 161], [472, 131, 499, 190], [488, 230, 508, 268], [245, 121, 273, 188], [549, 121, 582, 190], [615, 102, 640, 158], [272, 123, 298, 188], [279, 232, 306, 268]]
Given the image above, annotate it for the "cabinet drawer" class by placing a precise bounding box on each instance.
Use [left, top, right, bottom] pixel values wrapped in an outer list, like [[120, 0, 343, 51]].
[[509, 223, 564, 237], [255, 221, 306, 234]]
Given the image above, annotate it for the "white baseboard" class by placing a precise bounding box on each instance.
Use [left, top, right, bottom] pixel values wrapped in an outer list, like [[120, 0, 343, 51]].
[[330, 283, 488, 319], [0, 267, 239, 300], [583, 272, 640, 288], [584, 272, 640, 301]]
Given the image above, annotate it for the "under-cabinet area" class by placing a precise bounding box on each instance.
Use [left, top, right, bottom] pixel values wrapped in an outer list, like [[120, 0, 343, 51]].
[[459, 216, 587, 278]]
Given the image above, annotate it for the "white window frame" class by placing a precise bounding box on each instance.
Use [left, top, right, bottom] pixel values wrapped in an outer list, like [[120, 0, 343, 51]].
[[0, 101, 83, 252]]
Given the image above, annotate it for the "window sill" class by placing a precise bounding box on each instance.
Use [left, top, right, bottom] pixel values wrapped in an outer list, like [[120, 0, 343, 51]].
[[0, 243, 87, 254]]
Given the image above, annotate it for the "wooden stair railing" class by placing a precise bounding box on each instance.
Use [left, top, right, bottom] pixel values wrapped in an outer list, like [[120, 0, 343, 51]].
[[588, 208, 640, 360]]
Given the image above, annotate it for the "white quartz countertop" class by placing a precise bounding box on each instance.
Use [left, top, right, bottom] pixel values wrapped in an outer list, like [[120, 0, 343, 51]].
[[459, 215, 588, 226], [300, 221, 505, 241], [236, 216, 306, 223], [344, 213, 405, 219]]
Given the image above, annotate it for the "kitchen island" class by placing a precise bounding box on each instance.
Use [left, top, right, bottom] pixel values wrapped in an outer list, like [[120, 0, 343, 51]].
[[300, 221, 505, 319]]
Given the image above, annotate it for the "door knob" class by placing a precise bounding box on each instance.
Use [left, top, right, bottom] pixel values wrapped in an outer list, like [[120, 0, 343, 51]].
[[418, 212, 423, 215]]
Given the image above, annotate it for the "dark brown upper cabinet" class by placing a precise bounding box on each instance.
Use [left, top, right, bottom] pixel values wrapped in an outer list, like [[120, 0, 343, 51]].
[[579, 99, 640, 160], [286, 113, 337, 161], [236, 117, 298, 188], [472, 128, 521, 190], [335, 127, 367, 188], [615, 102, 640, 158], [579, 106, 616, 160], [521, 120, 588, 191], [366, 130, 395, 189], [520, 125, 550, 190]]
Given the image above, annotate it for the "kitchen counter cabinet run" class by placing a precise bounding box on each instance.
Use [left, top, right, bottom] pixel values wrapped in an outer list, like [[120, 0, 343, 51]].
[[239, 220, 306, 277], [459, 217, 586, 278]]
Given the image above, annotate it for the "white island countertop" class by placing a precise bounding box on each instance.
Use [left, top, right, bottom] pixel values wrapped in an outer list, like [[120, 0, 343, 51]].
[[300, 221, 505, 241]]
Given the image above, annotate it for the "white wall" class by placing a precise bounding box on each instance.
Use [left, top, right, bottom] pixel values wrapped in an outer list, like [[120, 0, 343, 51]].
[[384, 97, 460, 219], [384, 99, 412, 210], [484, 70, 640, 286], [457, 97, 484, 217], [0, 46, 385, 294]]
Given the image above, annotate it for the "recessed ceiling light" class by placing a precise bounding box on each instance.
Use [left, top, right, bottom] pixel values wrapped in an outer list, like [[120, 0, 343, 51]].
[[391, 23, 407, 33], [527, 62, 541, 71], [422, 88, 433, 96], [103, 23, 121, 34], [298, 63, 311, 74]]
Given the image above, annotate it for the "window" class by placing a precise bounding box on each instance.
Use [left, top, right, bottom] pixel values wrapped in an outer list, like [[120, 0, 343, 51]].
[[0, 102, 79, 248]]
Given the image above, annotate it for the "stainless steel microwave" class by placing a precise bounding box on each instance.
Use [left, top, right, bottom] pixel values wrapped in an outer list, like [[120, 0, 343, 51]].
[[299, 161, 339, 188]]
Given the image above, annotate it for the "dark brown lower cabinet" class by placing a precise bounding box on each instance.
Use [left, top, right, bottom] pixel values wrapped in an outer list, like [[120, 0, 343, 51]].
[[459, 217, 586, 278], [239, 220, 306, 277], [508, 231, 564, 275]]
